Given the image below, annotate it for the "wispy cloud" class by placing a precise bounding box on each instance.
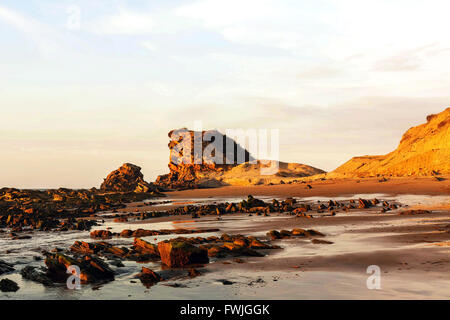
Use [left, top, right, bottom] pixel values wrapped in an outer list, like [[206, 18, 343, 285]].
[[90, 9, 157, 35], [0, 5, 62, 58], [373, 44, 439, 72]]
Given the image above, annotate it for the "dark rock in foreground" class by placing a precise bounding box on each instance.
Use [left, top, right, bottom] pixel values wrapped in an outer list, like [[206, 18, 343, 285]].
[[0, 278, 19, 292], [20, 266, 53, 286]]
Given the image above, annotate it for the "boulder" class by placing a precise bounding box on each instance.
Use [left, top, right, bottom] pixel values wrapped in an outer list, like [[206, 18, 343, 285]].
[[0, 279, 19, 292], [133, 238, 159, 257], [158, 241, 209, 267]]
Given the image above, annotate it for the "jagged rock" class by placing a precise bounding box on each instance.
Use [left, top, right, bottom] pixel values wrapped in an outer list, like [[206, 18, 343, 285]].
[[358, 198, 372, 209], [20, 266, 53, 286], [138, 267, 162, 287], [133, 238, 160, 257], [101, 163, 160, 194], [156, 129, 325, 189], [155, 129, 253, 189], [45, 253, 115, 283]]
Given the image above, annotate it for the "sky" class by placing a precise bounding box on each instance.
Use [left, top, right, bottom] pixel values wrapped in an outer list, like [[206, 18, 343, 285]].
[[1, 0, 449, 188]]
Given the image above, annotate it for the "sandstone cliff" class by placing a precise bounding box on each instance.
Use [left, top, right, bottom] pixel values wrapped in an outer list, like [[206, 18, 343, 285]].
[[330, 107, 450, 177]]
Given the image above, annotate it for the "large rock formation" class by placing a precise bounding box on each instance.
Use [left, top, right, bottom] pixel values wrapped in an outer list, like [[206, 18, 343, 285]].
[[331, 107, 450, 177], [155, 128, 325, 188], [101, 163, 159, 193], [155, 129, 254, 188]]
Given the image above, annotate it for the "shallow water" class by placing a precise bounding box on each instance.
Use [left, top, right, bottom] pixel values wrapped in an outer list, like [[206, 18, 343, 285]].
[[1, 194, 449, 300]]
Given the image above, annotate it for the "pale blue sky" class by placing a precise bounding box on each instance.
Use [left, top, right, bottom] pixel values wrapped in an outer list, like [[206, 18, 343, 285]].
[[1, 0, 449, 188]]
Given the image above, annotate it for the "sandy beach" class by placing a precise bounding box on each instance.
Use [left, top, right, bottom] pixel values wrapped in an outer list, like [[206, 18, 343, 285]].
[[163, 176, 450, 199]]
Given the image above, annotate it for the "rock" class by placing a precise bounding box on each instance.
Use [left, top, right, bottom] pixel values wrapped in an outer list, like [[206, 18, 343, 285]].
[[45, 253, 115, 283], [138, 267, 162, 287], [120, 229, 133, 237], [70, 241, 101, 254], [155, 129, 254, 189], [311, 239, 334, 244], [188, 268, 201, 278], [241, 195, 266, 209], [249, 239, 272, 249], [158, 241, 209, 267], [133, 238, 160, 257], [0, 259, 14, 275], [292, 207, 308, 214], [90, 230, 112, 239], [220, 279, 234, 285], [267, 230, 282, 240], [100, 163, 160, 194], [304, 229, 325, 237], [358, 198, 372, 209], [20, 266, 53, 286], [284, 198, 296, 206], [0, 278, 19, 292], [269, 228, 325, 238], [399, 210, 432, 215], [110, 260, 125, 268]]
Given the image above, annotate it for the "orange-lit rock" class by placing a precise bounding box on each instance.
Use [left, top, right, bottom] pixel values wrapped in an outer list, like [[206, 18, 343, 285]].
[[331, 107, 450, 177]]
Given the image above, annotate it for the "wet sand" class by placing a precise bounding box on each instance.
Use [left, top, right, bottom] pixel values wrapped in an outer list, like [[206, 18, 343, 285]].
[[163, 176, 450, 199], [1, 188, 449, 299]]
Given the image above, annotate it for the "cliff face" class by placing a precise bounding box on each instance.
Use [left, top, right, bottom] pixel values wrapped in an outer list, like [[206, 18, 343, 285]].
[[155, 128, 325, 189], [332, 107, 450, 177]]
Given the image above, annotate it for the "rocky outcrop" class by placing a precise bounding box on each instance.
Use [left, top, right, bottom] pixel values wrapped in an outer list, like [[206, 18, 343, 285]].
[[155, 129, 325, 189], [331, 108, 450, 177], [156, 129, 254, 189], [101, 163, 160, 194]]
